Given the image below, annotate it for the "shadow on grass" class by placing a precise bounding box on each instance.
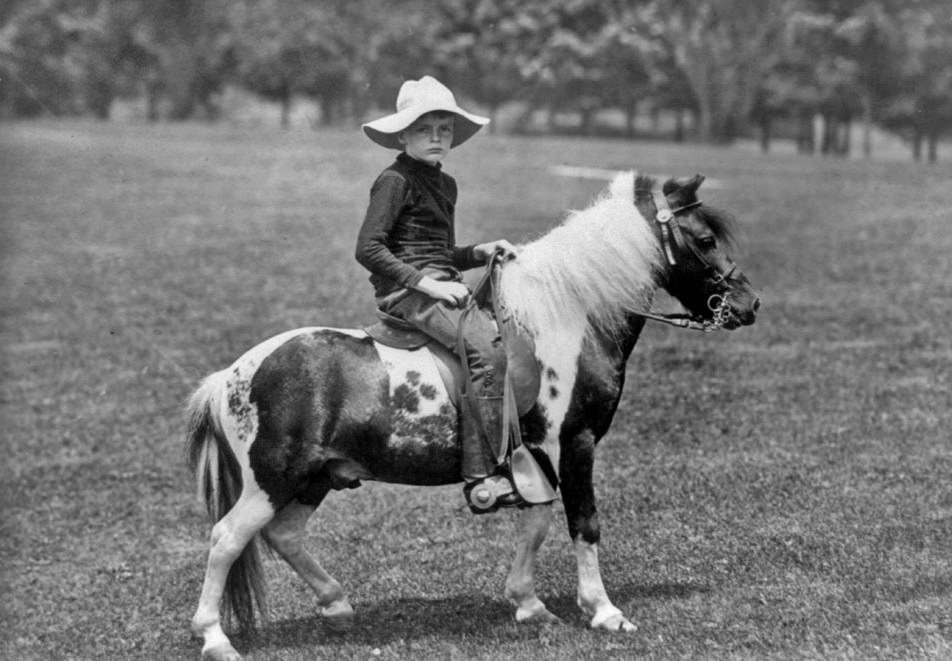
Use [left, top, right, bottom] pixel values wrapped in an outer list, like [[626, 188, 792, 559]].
[[234, 581, 709, 655]]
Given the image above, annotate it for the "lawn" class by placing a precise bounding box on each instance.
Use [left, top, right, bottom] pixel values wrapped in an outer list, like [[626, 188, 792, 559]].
[[1, 119, 951, 660]]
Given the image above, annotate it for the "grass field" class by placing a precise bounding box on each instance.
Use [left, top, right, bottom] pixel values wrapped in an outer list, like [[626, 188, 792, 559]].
[[1, 119, 951, 660]]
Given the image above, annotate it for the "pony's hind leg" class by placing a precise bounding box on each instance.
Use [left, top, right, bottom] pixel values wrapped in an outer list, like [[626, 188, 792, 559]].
[[262, 494, 355, 626], [191, 489, 275, 661]]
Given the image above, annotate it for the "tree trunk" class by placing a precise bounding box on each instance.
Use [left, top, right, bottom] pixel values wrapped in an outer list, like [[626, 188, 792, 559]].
[[759, 116, 771, 153], [928, 132, 938, 163], [319, 95, 334, 125], [674, 108, 685, 142], [838, 119, 851, 157], [821, 114, 833, 154], [797, 113, 815, 154], [624, 101, 637, 139], [695, 95, 713, 142], [280, 94, 291, 130], [579, 99, 596, 136], [861, 95, 873, 159], [546, 101, 557, 133], [912, 130, 922, 161]]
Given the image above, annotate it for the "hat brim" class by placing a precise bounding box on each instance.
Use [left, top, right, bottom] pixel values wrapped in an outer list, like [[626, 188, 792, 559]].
[[362, 104, 489, 150]]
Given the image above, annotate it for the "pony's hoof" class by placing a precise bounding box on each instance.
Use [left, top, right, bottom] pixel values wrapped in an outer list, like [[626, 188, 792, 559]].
[[322, 598, 355, 632], [201, 643, 243, 661], [593, 613, 637, 633], [527, 610, 563, 626], [515, 605, 562, 625]]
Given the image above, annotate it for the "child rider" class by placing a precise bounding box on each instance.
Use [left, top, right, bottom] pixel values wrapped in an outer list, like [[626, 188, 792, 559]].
[[356, 76, 521, 512]]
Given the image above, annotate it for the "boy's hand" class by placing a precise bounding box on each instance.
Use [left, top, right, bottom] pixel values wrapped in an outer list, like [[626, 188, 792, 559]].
[[415, 276, 471, 308], [473, 239, 516, 262]]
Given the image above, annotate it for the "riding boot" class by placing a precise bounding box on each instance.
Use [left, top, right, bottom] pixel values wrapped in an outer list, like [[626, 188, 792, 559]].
[[462, 394, 523, 513]]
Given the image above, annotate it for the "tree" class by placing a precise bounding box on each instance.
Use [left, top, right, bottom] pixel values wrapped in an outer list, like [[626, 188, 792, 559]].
[[882, 2, 952, 162], [0, 0, 81, 117], [425, 0, 536, 131], [649, 0, 797, 142], [515, 0, 613, 134], [227, 0, 372, 127], [133, 0, 233, 121]]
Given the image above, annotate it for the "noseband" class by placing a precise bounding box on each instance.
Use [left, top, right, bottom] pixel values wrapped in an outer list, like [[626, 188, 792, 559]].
[[634, 191, 736, 332]]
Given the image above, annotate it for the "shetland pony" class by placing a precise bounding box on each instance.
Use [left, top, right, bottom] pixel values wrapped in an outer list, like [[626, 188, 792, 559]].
[[186, 171, 759, 660]]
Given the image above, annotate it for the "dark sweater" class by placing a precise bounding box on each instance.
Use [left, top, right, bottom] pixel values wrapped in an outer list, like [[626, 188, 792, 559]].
[[355, 153, 482, 298]]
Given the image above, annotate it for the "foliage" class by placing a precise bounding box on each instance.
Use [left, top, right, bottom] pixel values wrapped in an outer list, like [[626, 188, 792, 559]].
[[1, 0, 951, 158], [880, 2, 952, 161]]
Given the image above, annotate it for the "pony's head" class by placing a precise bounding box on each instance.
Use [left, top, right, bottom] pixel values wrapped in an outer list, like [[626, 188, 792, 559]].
[[635, 174, 759, 330]]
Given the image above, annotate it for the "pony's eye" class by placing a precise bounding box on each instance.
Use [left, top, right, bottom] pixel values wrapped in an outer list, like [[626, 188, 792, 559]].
[[698, 236, 717, 250]]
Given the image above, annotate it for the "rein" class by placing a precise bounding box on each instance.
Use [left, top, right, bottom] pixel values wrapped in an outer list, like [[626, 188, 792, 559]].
[[634, 191, 734, 333], [634, 294, 731, 333]]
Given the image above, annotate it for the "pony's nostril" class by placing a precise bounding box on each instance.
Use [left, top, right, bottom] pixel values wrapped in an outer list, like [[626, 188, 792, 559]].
[[752, 297, 761, 313]]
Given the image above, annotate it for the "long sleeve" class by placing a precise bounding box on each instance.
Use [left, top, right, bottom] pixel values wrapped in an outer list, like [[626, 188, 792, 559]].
[[444, 177, 482, 271], [355, 171, 425, 290]]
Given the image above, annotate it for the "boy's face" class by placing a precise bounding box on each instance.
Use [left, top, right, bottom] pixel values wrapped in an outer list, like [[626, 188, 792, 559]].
[[399, 113, 454, 166]]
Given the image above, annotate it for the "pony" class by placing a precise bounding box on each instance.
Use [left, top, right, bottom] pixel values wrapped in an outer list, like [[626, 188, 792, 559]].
[[186, 171, 759, 660]]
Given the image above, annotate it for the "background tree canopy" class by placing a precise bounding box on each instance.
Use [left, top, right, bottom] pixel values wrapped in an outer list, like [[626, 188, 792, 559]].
[[1, 0, 949, 160]]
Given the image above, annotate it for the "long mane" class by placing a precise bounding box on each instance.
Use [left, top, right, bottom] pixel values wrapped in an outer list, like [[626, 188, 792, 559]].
[[498, 171, 663, 338]]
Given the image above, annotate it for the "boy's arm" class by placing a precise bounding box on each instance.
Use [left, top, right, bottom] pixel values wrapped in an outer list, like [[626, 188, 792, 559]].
[[450, 244, 482, 271], [355, 173, 424, 290]]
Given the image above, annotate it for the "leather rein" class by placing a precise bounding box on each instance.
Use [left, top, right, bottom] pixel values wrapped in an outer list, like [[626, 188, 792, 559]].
[[637, 192, 735, 333]]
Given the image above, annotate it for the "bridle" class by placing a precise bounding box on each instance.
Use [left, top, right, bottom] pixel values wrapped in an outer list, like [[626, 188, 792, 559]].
[[635, 191, 737, 332]]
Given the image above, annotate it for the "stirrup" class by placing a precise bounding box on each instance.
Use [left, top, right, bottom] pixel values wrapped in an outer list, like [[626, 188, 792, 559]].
[[464, 475, 525, 514]]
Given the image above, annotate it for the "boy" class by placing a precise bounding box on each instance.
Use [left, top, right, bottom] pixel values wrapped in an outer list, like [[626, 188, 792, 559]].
[[356, 76, 520, 512]]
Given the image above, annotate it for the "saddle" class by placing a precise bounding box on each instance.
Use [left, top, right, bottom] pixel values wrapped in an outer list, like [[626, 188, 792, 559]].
[[364, 310, 432, 350]]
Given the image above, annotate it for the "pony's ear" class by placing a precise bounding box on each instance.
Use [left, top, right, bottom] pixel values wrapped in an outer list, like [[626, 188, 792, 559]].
[[663, 174, 705, 205], [685, 174, 705, 194]]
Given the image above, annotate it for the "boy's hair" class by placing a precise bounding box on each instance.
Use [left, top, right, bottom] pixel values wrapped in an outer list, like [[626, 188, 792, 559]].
[[412, 111, 455, 123]]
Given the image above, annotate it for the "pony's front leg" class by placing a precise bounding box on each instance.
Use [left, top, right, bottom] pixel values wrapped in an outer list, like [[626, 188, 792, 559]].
[[562, 430, 636, 632], [504, 504, 561, 624], [575, 539, 635, 631]]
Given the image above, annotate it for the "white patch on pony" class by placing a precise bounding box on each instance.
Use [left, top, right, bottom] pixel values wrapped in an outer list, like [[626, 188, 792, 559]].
[[575, 539, 624, 627], [496, 171, 664, 474], [371, 342, 457, 446]]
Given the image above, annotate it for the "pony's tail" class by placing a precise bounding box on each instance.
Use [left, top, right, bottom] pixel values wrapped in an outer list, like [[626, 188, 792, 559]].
[[185, 371, 267, 632]]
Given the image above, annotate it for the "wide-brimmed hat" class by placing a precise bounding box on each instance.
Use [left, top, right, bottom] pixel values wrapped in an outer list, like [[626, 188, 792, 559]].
[[362, 76, 489, 150]]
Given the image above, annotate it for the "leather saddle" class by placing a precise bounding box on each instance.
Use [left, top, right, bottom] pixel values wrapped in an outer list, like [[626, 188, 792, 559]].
[[364, 310, 432, 350]]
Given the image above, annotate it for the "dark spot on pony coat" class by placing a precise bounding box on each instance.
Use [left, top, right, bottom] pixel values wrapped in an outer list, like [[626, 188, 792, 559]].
[[549, 385, 559, 399], [419, 383, 438, 400], [545, 367, 558, 381], [405, 370, 421, 386], [391, 402, 456, 446], [392, 383, 420, 413]]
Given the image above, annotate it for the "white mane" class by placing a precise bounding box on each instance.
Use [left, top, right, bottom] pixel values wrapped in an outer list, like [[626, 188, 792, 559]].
[[498, 171, 662, 338]]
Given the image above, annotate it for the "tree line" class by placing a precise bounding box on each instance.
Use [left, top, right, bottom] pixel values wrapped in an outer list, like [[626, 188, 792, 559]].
[[2, 0, 950, 161]]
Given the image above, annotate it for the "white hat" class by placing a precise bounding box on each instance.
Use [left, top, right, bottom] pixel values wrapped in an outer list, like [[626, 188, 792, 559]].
[[362, 76, 489, 150]]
